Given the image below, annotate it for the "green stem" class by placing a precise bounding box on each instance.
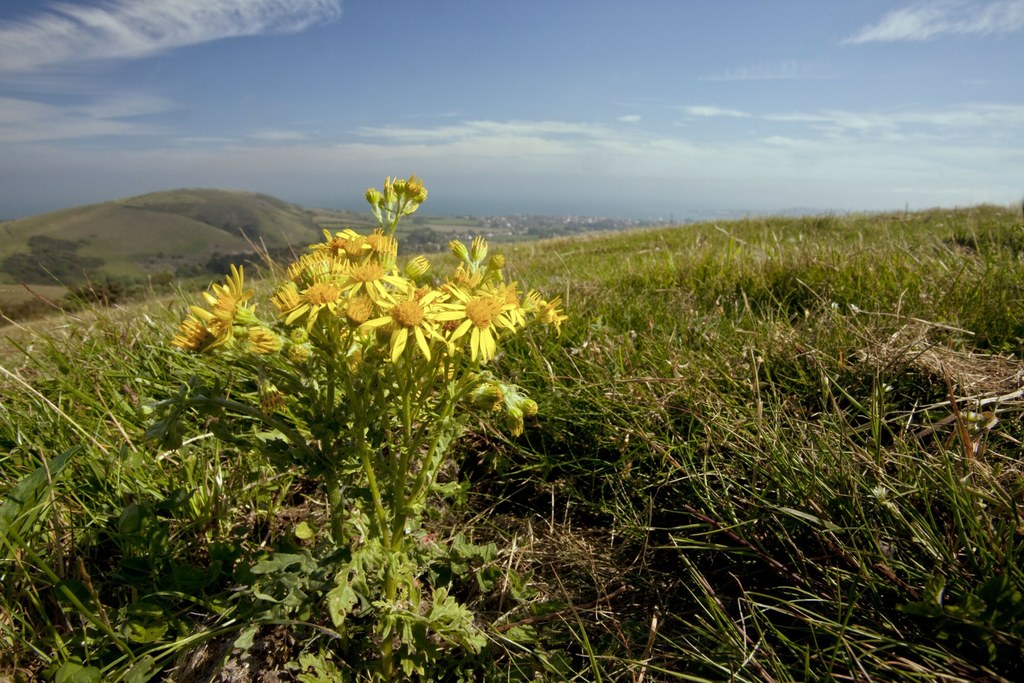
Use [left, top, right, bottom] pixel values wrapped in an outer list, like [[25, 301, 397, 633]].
[[389, 366, 416, 545], [358, 441, 391, 548], [326, 350, 336, 418], [407, 374, 472, 507], [325, 468, 346, 545]]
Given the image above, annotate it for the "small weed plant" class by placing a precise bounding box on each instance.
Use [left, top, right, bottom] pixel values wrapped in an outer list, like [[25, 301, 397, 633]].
[[152, 176, 565, 678]]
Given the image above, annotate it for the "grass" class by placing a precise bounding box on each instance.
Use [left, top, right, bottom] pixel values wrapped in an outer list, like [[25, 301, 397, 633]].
[[2, 203, 1023, 680]]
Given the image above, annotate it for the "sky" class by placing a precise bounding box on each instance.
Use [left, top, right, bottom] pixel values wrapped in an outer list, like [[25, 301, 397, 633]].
[[0, 0, 1022, 220]]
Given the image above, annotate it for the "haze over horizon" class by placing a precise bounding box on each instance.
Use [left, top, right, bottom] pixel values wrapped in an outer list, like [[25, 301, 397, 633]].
[[1, 0, 1022, 220]]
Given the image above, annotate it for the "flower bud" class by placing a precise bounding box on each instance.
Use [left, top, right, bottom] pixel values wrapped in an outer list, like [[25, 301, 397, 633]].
[[365, 187, 383, 207], [285, 342, 311, 364], [470, 236, 488, 263], [404, 255, 431, 279], [383, 177, 398, 205], [245, 326, 281, 355], [449, 239, 470, 262], [506, 406, 525, 437], [519, 397, 539, 417], [259, 383, 285, 415], [406, 175, 428, 203], [470, 381, 505, 412]]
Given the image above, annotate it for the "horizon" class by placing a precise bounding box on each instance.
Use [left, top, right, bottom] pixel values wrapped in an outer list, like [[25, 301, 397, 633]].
[[1, 1, 1022, 220]]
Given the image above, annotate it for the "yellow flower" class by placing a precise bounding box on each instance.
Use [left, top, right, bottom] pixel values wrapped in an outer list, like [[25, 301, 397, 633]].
[[536, 296, 568, 334], [171, 315, 216, 352], [277, 279, 346, 330], [445, 286, 520, 362], [360, 288, 456, 363], [177, 265, 256, 350], [309, 228, 365, 260], [448, 264, 483, 291], [343, 261, 408, 303], [202, 265, 254, 320], [287, 251, 345, 286], [449, 239, 470, 262], [482, 281, 527, 328], [344, 296, 375, 325], [404, 175, 428, 204], [365, 230, 398, 260]]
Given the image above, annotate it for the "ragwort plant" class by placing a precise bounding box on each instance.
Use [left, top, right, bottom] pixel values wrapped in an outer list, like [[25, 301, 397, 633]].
[[152, 176, 566, 678]]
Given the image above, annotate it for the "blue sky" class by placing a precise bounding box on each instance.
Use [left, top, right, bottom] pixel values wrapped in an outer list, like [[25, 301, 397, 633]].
[[0, 0, 1022, 219]]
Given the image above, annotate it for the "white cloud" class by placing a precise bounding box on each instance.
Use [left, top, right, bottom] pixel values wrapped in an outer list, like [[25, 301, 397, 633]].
[[681, 106, 750, 119], [0, 0, 342, 72], [767, 104, 1024, 133], [702, 60, 815, 82], [3, 111, 1021, 219], [845, 0, 1024, 44], [249, 129, 312, 142], [617, 115, 642, 123], [358, 120, 614, 144], [0, 94, 176, 142]]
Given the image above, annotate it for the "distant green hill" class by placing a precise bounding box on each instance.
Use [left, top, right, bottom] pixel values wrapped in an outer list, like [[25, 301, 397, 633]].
[[0, 189, 326, 288]]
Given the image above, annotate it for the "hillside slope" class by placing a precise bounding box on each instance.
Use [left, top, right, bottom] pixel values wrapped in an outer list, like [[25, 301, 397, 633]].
[[0, 189, 323, 286]]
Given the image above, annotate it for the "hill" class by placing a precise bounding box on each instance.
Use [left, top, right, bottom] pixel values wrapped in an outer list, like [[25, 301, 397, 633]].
[[0, 188, 324, 287], [0, 188, 331, 318]]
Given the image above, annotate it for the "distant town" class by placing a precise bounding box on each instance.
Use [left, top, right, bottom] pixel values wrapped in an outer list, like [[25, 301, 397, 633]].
[[390, 207, 838, 253]]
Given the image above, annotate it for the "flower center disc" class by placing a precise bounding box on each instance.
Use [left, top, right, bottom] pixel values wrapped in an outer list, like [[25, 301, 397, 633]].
[[392, 300, 425, 327], [305, 282, 342, 305], [466, 297, 501, 328], [350, 263, 384, 283]]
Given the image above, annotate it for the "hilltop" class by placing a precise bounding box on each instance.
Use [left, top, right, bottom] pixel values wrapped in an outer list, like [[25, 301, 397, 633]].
[[0, 189, 323, 286], [0, 189, 336, 319]]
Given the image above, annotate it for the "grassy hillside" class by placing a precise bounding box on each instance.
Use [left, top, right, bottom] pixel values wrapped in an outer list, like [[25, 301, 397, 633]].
[[2, 203, 1023, 680], [0, 189, 324, 315], [0, 191, 527, 321]]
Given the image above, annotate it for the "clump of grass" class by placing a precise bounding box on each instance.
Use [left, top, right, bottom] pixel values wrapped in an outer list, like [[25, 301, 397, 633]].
[[3, 203, 1023, 680]]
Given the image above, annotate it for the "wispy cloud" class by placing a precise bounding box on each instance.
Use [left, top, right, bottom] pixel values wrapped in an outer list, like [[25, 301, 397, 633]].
[[767, 103, 1024, 133], [0, 94, 176, 142], [3, 114, 1021, 217], [702, 60, 816, 82], [617, 115, 642, 123], [681, 106, 750, 118], [0, 0, 342, 72], [358, 120, 614, 144], [249, 129, 312, 142], [844, 0, 1024, 44]]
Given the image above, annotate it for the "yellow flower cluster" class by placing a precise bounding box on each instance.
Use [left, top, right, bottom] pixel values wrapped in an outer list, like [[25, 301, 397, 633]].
[[171, 265, 275, 353], [171, 177, 566, 367]]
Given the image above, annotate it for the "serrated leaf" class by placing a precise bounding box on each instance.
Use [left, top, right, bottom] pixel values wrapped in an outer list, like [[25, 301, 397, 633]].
[[327, 579, 358, 628], [249, 552, 314, 575]]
